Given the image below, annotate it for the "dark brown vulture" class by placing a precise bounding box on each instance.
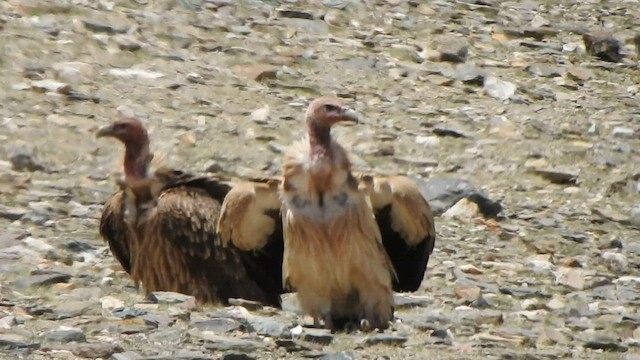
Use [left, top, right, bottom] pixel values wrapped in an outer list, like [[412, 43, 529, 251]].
[[280, 97, 395, 332], [96, 118, 282, 307]]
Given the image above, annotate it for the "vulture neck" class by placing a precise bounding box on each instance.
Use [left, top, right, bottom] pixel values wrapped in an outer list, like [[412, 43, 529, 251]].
[[307, 119, 332, 159], [123, 141, 150, 181]]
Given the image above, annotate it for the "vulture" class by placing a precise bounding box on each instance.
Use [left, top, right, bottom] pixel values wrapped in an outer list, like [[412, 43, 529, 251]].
[[278, 96, 436, 331], [96, 118, 283, 307]]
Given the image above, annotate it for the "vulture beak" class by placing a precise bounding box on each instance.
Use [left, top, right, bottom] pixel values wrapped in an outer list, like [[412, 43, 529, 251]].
[[340, 108, 360, 124], [95, 124, 115, 139]]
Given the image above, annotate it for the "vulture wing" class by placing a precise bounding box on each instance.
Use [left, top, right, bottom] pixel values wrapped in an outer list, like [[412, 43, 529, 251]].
[[360, 175, 436, 292], [99, 190, 135, 274], [217, 178, 286, 297], [136, 172, 282, 307]]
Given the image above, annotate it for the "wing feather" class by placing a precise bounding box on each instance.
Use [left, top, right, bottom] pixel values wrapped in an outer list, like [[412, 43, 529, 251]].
[[217, 179, 282, 250], [360, 175, 436, 292], [99, 191, 135, 274], [140, 183, 282, 306], [217, 178, 287, 296]]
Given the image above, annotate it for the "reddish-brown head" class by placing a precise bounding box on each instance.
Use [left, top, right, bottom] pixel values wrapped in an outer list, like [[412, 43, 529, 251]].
[[305, 97, 359, 127], [96, 118, 150, 180], [95, 118, 149, 149]]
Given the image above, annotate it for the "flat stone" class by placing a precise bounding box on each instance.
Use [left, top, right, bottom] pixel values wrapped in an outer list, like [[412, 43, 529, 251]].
[[0, 333, 39, 349], [359, 334, 408, 346], [70, 342, 123, 358], [191, 318, 245, 333], [43, 327, 86, 343], [147, 292, 195, 304]]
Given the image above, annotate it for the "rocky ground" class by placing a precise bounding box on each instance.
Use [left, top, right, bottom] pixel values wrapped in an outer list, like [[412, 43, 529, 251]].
[[1, 0, 639, 359]]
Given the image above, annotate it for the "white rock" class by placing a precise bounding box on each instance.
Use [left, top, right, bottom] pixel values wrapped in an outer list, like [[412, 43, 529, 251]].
[[612, 127, 634, 138], [291, 325, 303, 336], [101, 296, 124, 310], [442, 198, 480, 220], [484, 75, 516, 101], [116, 104, 136, 118], [601, 252, 628, 272], [415, 135, 439, 147], [52, 61, 94, 85], [521, 299, 538, 310], [553, 267, 585, 290], [250, 105, 271, 124], [23, 237, 54, 252], [31, 79, 71, 94], [109, 68, 164, 79], [0, 316, 16, 329]]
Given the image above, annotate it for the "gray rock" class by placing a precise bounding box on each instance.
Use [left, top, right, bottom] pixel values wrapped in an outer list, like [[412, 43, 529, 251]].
[[527, 63, 563, 77], [71, 342, 123, 358], [393, 294, 432, 309], [248, 317, 289, 338], [112, 351, 143, 360], [202, 337, 263, 352], [49, 301, 94, 319], [277, 9, 315, 20], [484, 76, 517, 101], [112, 307, 147, 319], [612, 127, 634, 138], [0, 206, 28, 221], [24, 271, 72, 288], [453, 64, 486, 85], [438, 43, 469, 63], [301, 328, 333, 345], [531, 168, 578, 185], [275, 339, 311, 352], [43, 328, 86, 343], [228, 298, 263, 311], [9, 142, 45, 172], [148, 291, 195, 304], [583, 32, 623, 62], [0, 316, 17, 329], [0, 333, 39, 349], [221, 353, 257, 360], [583, 339, 628, 352], [397, 313, 451, 331], [360, 334, 408, 346], [412, 176, 502, 217], [320, 352, 356, 360], [629, 205, 640, 227], [82, 20, 128, 34], [191, 318, 245, 333]]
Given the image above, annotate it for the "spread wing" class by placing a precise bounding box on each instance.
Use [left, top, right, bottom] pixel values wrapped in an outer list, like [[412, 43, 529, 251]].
[[139, 183, 281, 307], [99, 190, 135, 274], [217, 178, 286, 296], [360, 175, 436, 292]]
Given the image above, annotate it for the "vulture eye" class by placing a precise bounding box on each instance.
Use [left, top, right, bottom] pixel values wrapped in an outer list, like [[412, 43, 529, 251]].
[[114, 123, 127, 130], [323, 104, 339, 113]]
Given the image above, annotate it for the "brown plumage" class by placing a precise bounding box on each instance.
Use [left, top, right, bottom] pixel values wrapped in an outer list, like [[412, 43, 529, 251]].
[[357, 174, 436, 292], [280, 97, 396, 331], [216, 178, 286, 301], [96, 118, 282, 307]]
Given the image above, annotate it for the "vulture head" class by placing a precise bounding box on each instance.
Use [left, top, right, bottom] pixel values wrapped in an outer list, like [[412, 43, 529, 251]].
[[304, 97, 359, 154], [96, 118, 151, 180], [96, 118, 149, 147], [305, 97, 359, 127]]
